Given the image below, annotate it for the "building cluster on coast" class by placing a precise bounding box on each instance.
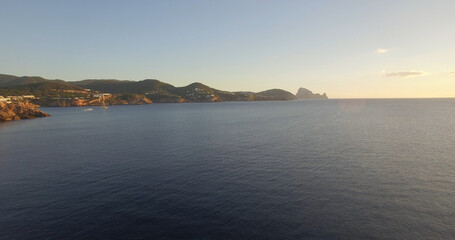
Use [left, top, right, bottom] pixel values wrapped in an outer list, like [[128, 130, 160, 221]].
[[45, 88, 112, 100], [0, 89, 113, 104], [0, 95, 36, 104], [57, 89, 111, 98]]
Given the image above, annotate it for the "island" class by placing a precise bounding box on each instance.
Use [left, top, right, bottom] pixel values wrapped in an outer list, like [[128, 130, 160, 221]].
[[296, 88, 328, 99]]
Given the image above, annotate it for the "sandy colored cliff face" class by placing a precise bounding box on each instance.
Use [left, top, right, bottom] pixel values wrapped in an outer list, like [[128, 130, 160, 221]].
[[0, 101, 50, 121]]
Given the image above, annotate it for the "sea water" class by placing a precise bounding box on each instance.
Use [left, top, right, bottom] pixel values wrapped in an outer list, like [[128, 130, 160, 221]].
[[1, 99, 454, 239]]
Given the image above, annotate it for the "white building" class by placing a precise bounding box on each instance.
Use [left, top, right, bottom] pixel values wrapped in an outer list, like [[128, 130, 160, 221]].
[[0, 96, 12, 104], [8, 96, 23, 101], [93, 93, 112, 98]]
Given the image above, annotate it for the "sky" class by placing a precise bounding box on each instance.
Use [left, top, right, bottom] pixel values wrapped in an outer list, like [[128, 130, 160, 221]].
[[1, 0, 454, 98]]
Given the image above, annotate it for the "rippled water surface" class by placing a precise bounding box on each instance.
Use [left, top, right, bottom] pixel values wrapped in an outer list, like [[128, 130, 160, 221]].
[[1, 99, 455, 239]]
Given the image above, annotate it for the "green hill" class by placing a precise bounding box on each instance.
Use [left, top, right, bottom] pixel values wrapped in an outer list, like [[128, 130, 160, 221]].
[[0, 74, 67, 87], [252, 89, 297, 101], [71, 79, 176, 94], [0, 81, 85, 97], [0, 74, 21, 86]]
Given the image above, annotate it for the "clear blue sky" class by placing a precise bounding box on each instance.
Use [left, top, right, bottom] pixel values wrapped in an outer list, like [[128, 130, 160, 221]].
[[1, 0, 454, 98]]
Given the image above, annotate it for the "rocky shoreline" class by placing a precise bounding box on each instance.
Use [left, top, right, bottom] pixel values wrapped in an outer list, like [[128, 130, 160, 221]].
[[0, 102, 50, 121]]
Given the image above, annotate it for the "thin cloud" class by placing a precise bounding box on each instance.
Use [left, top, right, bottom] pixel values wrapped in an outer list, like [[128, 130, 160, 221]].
[[448, 71, 455, 75], [376, 48, 389, 54], [382, 71, 428, 78]]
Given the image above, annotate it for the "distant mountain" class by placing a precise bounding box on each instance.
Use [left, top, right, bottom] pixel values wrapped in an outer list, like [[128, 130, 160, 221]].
[[296, 88, 328, 99], [0, 74, 65, 87]]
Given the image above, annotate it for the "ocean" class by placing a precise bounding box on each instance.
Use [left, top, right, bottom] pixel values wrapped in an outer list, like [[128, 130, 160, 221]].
[[1, 99, 454, 239]]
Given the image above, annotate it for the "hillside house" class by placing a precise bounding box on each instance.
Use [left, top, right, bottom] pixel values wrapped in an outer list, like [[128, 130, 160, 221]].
[[0, 96, 12, 104], [94, 93, 112, 98]]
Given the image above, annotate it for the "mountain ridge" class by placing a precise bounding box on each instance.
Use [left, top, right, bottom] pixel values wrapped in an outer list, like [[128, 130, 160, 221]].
[[0, 73, 327, 106]]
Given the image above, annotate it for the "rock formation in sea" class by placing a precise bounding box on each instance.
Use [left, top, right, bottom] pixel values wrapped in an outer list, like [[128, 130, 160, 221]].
[[296, 88, 328, 99], [0, 101, 50, 121]]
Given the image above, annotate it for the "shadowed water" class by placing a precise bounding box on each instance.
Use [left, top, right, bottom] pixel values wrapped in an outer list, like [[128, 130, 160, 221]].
[[1, 99, 454, 239]]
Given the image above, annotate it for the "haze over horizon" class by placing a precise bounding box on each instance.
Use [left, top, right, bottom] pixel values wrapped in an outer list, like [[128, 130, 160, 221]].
[[1, 0, 454, 98]]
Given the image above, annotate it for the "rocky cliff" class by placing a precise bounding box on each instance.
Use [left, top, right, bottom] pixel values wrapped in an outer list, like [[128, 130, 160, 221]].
[[0, 102, 50, 121]]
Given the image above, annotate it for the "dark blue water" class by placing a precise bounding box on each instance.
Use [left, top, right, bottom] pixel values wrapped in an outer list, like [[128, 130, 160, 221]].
[[1, 99, 455, 239]]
